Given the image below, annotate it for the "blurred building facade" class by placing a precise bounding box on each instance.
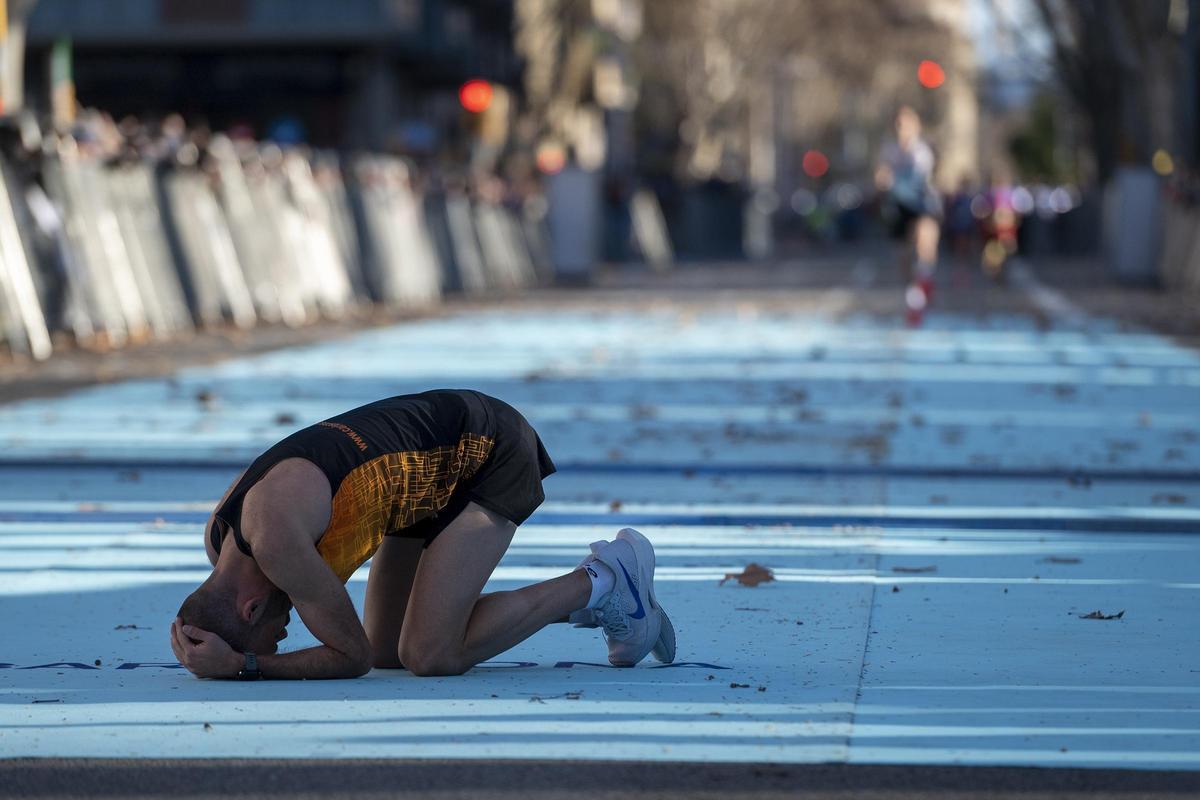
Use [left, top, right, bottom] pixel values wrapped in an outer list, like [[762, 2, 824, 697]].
[[21, 0, 520, 151]]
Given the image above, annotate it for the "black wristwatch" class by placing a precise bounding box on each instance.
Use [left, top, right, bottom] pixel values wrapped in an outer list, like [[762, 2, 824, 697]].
[[236, 652, 262, 681]]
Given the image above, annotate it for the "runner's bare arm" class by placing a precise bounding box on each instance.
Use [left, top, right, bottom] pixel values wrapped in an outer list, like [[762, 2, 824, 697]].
[[253, 537, 373, 679], [237, 461, 370, 679]]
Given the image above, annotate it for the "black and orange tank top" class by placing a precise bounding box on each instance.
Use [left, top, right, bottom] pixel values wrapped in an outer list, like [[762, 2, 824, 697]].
[[211, 390, 496, 582]]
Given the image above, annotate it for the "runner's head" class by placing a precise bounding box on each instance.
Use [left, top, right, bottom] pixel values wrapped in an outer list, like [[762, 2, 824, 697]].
[[177, 578, 291, 654], [895, 105, 922, 144]]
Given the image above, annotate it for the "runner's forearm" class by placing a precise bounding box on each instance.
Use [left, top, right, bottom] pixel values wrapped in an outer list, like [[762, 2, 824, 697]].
[[256, 645, 371, 680]]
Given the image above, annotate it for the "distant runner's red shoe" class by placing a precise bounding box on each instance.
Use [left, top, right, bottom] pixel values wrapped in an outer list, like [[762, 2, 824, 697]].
[[905, 283, 927, 327]]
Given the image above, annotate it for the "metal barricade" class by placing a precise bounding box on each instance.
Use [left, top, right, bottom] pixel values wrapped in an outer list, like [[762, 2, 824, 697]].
[[162, 169, 256, 329], [348, 155, 442, 309], [314, 151, 369, 304], [107, 163, 193, 338], [444, 194, 489, 294], [281, 149, 355, 319], [0, 121, 554, 362], [43, 145, 136, 346], [210, 136, 293, 326], [0, 157, 53, 360], [474, 201, 537, 291]]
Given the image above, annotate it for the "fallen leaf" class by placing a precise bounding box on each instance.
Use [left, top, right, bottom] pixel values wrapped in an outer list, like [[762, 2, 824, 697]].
[[1152, 493, 1187, 505], [203, 722, 213, 731], [114, 624, 148, 630], [1040, 557, 1082, 564], [720, 564, 775, 587], [891, 585, 901, 593], [274, 412, 297, 426], [757, 686, 767, 692], [734, 607, 769, 611], [729, 682, 750, 689], [608, 500, 623, 512], [1078, 609, 1125, 620], [891, 565, 937, 574]]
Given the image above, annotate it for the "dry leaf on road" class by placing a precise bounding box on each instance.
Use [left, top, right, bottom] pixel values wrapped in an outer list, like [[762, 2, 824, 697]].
[[720, 563, 775, 587]]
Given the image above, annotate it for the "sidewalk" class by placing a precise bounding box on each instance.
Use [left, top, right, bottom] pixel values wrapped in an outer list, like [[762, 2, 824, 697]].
[[0, 257, 1198, 776]]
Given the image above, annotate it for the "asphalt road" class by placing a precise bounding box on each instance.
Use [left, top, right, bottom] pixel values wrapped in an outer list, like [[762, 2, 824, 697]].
[[3, 257, 1199, 795], [3, 759, 1199, 799]]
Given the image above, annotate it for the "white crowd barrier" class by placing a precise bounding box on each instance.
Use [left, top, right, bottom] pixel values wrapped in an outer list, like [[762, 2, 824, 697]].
[[0, 138, 546, 360]]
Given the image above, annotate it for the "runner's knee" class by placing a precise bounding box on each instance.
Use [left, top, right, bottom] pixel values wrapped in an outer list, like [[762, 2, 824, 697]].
[[398, 640, 468, 677]]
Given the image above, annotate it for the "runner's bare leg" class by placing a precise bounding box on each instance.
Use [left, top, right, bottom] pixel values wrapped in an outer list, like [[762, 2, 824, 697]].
[[363, 535, 424, 668], [397, 502, 590, 676]]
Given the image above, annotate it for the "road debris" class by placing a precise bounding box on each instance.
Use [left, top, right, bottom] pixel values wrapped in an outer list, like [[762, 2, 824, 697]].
[[1078, 610, 1125, 620], [720, 564, 775, 587]]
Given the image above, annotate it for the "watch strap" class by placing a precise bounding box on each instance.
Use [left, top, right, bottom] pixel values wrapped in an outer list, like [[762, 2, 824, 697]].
[[237, 651, 261, 680]]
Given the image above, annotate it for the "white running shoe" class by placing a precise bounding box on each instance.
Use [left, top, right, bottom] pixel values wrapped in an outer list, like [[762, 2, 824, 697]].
[[585, 528, 676, 667]]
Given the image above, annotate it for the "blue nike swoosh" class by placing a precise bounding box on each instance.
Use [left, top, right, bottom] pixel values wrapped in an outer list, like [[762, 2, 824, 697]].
[[616, 559, 647, 620]]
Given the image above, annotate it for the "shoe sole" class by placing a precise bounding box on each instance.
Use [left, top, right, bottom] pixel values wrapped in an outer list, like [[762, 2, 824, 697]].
[[651, 606, 676, 663]]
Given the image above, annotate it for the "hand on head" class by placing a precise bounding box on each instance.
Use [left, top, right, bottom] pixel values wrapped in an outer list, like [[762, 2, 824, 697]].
[[170, 617, 241, 679]]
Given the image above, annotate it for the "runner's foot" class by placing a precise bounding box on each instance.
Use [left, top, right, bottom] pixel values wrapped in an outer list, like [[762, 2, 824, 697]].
[[577, 529, 674, 666]]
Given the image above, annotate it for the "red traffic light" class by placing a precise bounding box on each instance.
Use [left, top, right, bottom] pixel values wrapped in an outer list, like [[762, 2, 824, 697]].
[[802, 150, 829, 178], [918, 60, 945, 89], [459, 79, 494, 113]]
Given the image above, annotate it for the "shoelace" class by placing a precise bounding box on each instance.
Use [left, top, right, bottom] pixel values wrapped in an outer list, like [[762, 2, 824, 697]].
[[593, 592, 630, 638]]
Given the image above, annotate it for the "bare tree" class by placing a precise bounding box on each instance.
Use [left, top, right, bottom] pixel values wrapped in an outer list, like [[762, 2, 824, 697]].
[[1030, 0, 1179, 183], [517, 0, 976, 185], [638, 0, 970, 182]]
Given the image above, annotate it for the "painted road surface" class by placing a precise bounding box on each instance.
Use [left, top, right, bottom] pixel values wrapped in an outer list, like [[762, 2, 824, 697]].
[[1, 292, 1198, 769]]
